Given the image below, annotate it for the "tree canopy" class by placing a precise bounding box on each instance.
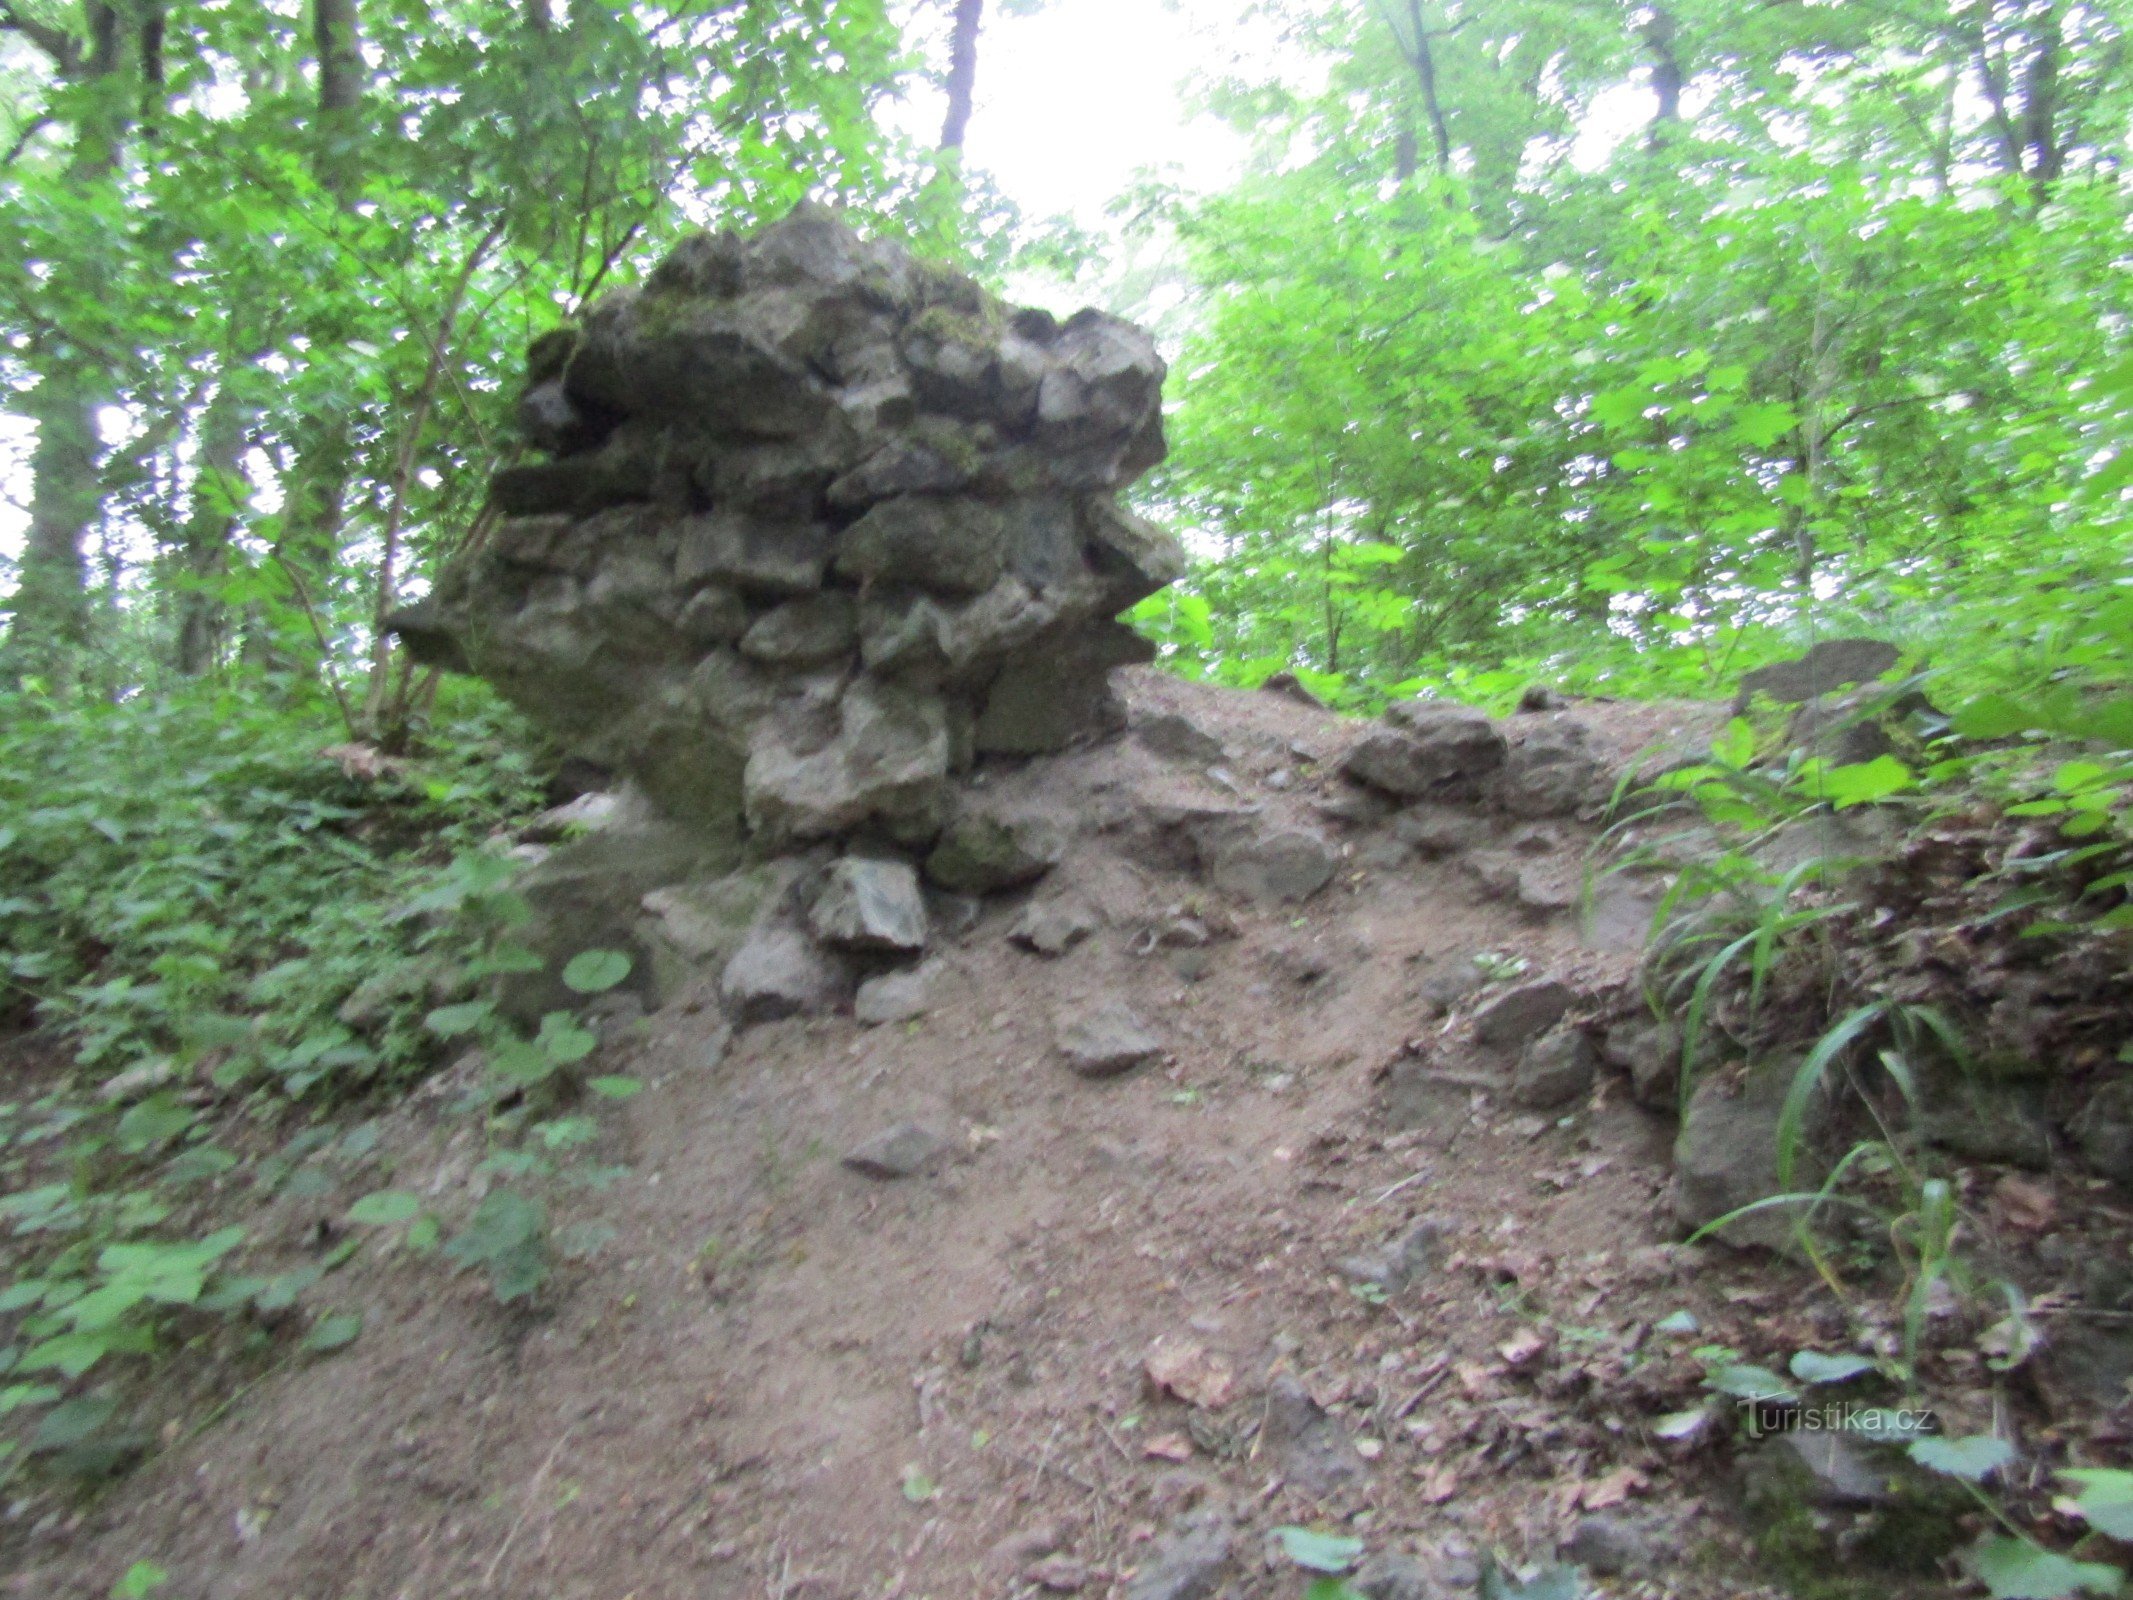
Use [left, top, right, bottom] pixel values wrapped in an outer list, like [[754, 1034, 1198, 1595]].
[[1138, 0, 2133, 712]]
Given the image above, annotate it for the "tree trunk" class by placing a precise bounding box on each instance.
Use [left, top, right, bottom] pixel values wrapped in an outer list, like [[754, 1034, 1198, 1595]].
[[174, 384, 249, 676], [1402, 0, 1451, 173], [1645, 7, 1683, 142], [249, 0, 365, 674], [3, 375, 101, 683], [1393, 124, 1419, 184], [0, 0, 136, 684], [939, 0, 984, 152], [313, 0, 363, 194], [2020, 11, 2065, 204]]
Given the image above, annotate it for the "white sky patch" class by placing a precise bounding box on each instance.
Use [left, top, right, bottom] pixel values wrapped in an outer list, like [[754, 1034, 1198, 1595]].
[[950, 0, 1256, 229], [0, 412, 29, 568]]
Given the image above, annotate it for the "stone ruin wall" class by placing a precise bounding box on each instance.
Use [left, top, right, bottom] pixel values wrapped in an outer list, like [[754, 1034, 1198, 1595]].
[[388, 203, 1188, 1015]]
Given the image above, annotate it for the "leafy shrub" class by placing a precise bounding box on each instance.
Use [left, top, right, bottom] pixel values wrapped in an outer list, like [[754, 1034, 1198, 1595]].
[[0, 676, 557, 1486], [0, 677, 546, 1101]]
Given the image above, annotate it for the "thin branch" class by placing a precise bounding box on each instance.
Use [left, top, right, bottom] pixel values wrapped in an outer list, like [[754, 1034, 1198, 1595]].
[[362, 215, 507, 728], [0, 0, 82, 73], [2, 112, 52, 165], [268, 551, 359, 736]]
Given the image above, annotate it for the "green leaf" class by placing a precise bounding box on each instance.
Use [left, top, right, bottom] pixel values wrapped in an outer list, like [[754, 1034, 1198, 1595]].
[[302, 1311, 363, 1353], [588, 1075, 642, 1099], [1968, 1537, 2125, 1599], [0, 1382, 61, 1413], [18, 1331, 117, 1380], [536, 1013, 598, 1066], [1788, 1350, 1876, 1385], [1590, 388, 1648, 428], [347, 1191, 421, 1226], [1952, 694, 2041, 739], [1910, 1433, 2015, 1482], [115, 1092, 195, 1153], [1711, 718, 1757, 769], [1653, 1406, 1710, 1440], [30, 1394, 117, 1453], [1275, 1527, 1365, 1574], [443, 1189, 549, 1303], [2061, 1469, 2133, 1541], [488, 1035, 557, 1086], [110, 1561, 170, 1599], [561, 949, 632, 995], [1478, 1557, 1586, 1600], [252, 1264, 322, 1313], [900, 1463, 938, 1502], [424, 1000, 493, 1039], [1704, 1363, 1797, 1404], [1817, 756, 1914, 809]]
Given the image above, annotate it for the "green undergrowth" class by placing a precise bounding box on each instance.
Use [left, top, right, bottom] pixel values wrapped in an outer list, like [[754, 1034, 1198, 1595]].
[[0, 676, 642, 1501], [1598, 665, 2133, 1598], [1129, 565, 2133, 721]]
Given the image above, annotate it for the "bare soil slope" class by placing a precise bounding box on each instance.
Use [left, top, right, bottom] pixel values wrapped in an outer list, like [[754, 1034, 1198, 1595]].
[[15, 672, 1831, 1600]]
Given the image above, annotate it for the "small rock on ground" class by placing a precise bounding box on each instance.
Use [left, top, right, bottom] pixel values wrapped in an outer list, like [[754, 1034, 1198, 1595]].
[[1136, 710, 1225, 766], [1498, 717, 1608, 819], [1467, 852, 1580, 915], [1674, 1061, 1819, 1251], [1513, 1024, 1598, 1109], [842, 1122, 945, 1180], [1205, 825, 1335, 904], [854, 961, 939, 1026], [808, 856, 928, 953], [1057, 1001, 1164, 1077], [1261, 1371, 1362, 1498], [1337, 1217, 1444, 1292], [1604, 1017, 1682, 1110], [1560, 1513, 1656, 1577], [925, 808, 1064, 895], [720, 927, 846, 1023], [1471, 977, 1577, 1050], [1010, 897, 1098, 956], [1351, 1551, 1454, 1600], [1124, 1509, 1233, 1600], [1027, 1553, 1090, 1592], [1389, 804, 1492, 857]]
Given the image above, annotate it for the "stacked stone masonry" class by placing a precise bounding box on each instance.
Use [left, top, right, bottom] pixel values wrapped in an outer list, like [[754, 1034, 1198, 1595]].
[[390, 202, 1184, 853]]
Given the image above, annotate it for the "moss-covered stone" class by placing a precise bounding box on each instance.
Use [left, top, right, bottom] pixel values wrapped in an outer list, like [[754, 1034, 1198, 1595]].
[[1739, 1434, 1969, 1598]]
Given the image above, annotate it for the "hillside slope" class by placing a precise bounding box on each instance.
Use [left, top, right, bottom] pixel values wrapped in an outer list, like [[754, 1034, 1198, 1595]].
[[8, 669, 1876, 1600]]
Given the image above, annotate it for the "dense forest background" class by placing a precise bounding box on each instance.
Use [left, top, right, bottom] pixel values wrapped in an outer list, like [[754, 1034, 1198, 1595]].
[[2, 9, 2133, 1578], [3, 0, 2131, 719], [1, 1, 2130, 1113]]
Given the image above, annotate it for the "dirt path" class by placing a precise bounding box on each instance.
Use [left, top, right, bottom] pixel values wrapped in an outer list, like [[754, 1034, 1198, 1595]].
[[14, 673, 1819, 1600]]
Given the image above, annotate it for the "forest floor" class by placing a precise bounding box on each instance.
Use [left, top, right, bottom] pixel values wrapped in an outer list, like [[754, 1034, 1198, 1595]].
[[3, 670, 2093, 1600]]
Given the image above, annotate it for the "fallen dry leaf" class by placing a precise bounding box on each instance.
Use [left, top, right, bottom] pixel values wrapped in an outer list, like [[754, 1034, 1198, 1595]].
[[1141, 1432, 1194, 1463], [1303, 1369, 1351, 1410], [321, 742, 397, 780], [1498, 1328, 1550, 1372], [1143, 1337, 1237, 1410], [1027, 1554, 1090, 1593], [1417, 1461, 1459, 1504], [1992, 1174, 2057, 1233], [1454, 1360, 1496, 1399], [1581, 1464, 1649, 1509]]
